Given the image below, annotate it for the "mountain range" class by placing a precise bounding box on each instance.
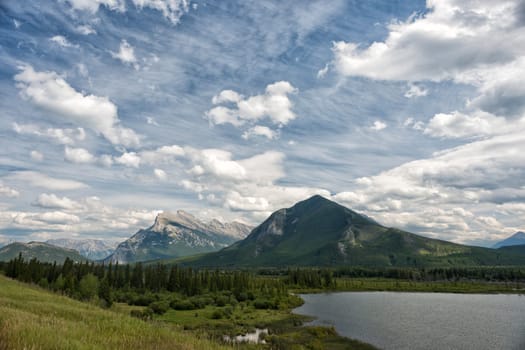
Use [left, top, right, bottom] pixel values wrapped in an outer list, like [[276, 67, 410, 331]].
[[0, 241, 86, 263], [46, 239, 116, 260], [178, 195, 525, 268], [104, 210, 252, 263]]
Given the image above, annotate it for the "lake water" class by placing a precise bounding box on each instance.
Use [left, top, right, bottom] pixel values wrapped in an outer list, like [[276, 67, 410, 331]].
[[294, 292, 525, 350]]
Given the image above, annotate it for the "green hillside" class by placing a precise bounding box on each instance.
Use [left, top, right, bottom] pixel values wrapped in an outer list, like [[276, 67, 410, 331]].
[[0, 274, 226, 350], [179, 195, 525, 268], [0, 242, 87, 263]]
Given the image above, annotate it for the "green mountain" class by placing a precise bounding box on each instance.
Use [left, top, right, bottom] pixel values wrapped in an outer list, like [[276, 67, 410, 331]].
[[180, 195, 525, 268], [0, 241, 87, 263]]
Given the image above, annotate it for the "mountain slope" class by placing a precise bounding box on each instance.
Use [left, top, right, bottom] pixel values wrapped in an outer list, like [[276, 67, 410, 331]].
[[46, 238, 115, 260], [493, 232, 525, 248], [181, 195, 525, 268], [0, 242, 87, 263], [105, 211, 251, 263]]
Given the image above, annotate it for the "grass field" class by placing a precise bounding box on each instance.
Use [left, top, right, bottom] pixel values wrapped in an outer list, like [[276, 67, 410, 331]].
[[0, 275, 226, 350]]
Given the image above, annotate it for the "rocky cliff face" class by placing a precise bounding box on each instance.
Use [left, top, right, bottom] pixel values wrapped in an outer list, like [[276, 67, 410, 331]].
[[105, 211, 252, 263]]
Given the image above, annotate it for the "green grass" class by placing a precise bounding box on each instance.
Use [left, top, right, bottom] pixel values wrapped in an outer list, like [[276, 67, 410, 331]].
[[0, 275, 227, 350]]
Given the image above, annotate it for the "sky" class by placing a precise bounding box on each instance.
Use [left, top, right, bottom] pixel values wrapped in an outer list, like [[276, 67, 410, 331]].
[[1, 0, 524, 247]]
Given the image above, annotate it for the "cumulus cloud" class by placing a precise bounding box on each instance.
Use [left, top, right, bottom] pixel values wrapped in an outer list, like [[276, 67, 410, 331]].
[[115, 152, 141, 168], [206, 81, 298, 128], [111, 40, 138, 68], [0, 183, 19, 198], [50, 35, 78, 48], [404, 83, 428, 98], [153, 168, 167, 180], [13, 123, 85, 145], [370, 120, 387, 131], [330, 0, 525, 82], [14, 65, 140, 147], [6, 171, 88, 191], [424, 111, 508, 139], [30, 150, 44, 161], [33, 193, 82, 210], [65, 0, 189, 24], [75, 25, 96, 35], [242, 125, 278, 140], [64, 146, 96, 164]]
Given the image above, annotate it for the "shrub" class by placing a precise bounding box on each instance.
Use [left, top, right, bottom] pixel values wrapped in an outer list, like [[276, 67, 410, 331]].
[[170, 299, 196, 310], [149, 301, 170, 315], [210, 309, 224, 319]]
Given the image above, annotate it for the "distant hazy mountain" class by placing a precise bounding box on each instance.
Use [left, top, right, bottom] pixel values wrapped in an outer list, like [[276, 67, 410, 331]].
[[0, 242, 87, 263], [181, 195, 525, 268], [104, 210, 252, 263], [46, 239, 115, 260], [493, 232, 525, 248]]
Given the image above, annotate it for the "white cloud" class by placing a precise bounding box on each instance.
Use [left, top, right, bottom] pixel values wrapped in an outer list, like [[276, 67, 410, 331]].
[[30, 150, 44, 162], [370, 120, 387, 131], [153, 168, 167, 180], [75, 25, 96, 35], [206, 81, 298, 128], [65, 0, 125, 13], [131, 0, 189, 24], [211, 90, 243, 104], [7, 171, 88, 191], [115, 152, 141, 168], [13, 211, 81, 225], [50, 35, 78, 48], [424, 111, 509, 139], [66, 0, 190, 23], [332, 126, 525, 243], [317, 64, 329, 78], [403, 118, 425, 131], [64, 146, 96, 164], [34, 193, 82, 210], [111, 40, 138, 68], [404, 83, 428, 98], [330, 1, 525, 82], [242, 125, 278, 140], [13, 123, 86, 145], [0, 183, 19, 198], [146, 116, 159, 126], [14, 65, 140, 147]]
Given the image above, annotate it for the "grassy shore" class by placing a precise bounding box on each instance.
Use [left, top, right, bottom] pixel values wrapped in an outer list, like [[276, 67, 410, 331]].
[[291, 278, 525, 294], [0, 275, 226, 350]]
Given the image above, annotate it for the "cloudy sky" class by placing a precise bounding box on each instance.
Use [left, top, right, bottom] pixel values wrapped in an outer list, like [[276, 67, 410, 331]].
[[1, 0, 524, 246]]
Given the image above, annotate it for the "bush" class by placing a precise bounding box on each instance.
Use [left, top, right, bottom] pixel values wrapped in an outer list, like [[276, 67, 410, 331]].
[[210, 309, 224, 319], [214, 295, 229, 307], [253, 298, 271, 309], [149, 301, 170, 315], [170, 299, 196, 310]]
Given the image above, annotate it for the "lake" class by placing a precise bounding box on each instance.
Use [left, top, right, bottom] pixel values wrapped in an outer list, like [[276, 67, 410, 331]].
[[294, 292, 525, 350]]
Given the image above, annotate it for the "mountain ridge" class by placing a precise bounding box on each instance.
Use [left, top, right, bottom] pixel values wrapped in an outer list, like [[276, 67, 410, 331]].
[[178, 195, 525, 268], [104, 211, 252, 263], [0, 241, 87, 263], [493, 231, 525, 249]]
